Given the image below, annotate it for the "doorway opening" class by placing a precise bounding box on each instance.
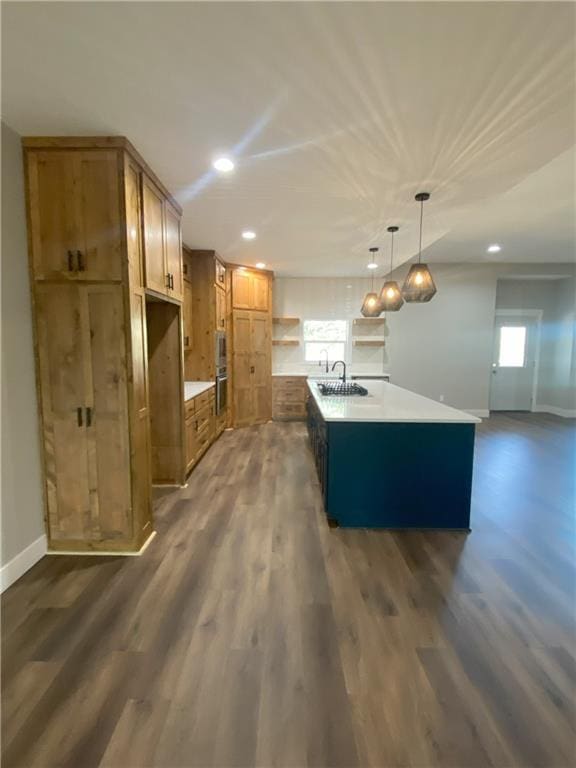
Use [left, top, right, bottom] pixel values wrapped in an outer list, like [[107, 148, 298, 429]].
[[490, 310, 542, 412]]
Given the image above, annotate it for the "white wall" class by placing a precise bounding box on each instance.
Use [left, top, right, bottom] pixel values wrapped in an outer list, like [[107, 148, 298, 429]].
[[274, 263, 576, 414], [1, 122, 46, 590]]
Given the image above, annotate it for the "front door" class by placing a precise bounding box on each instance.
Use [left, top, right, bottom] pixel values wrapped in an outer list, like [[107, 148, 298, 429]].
[[490, 314, 538, 411]]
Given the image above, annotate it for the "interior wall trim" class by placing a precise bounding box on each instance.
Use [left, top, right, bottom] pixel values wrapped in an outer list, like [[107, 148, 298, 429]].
[[0, 534, 47, 593], [533, 404, 576, 418]]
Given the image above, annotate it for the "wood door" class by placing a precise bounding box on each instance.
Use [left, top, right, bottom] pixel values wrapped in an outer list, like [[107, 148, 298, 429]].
[[130, 291, 152, 537], [251, 312, 272, 423], [252, 272, 269, 311], [215, 286, 226, 331], [35, 284, 91, 541], [232, 270, 253, 309], [165, 202, 183, 301], [84, 285, 132, 540], [26, 151, 77, 280], [125, 158, 143, 289], [232, 310, 254, 427], [142, 176, 167, 296], [183, 279, 193, 350], [73, 151, 122, 281]]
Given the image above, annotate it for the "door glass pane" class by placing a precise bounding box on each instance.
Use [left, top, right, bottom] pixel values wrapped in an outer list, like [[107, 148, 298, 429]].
[[498, 326, 526, 367]]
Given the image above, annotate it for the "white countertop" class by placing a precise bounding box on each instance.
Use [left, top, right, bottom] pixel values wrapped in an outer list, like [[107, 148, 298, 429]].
[[273, 369, 390, 379], [308, 379, 480, 424], [184, 381, 215, 401]]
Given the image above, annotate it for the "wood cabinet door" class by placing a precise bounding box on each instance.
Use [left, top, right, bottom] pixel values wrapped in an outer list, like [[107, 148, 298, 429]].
[[232, 310, 254, 427], [252, 272, 269, 311], [183, 279, 194, 350], [84, 285, 132, 540], [142, 176, 167, 295], [35, 284, 91, 542], [26, 151, 77, 280], [73, 151, 122, 281], [185, 417, 197, 471], [251, 312, 272, 423], [165, 201, 183, 301], [232, 269, 253, 309], [130, 291, 152, 537], [125, 158, 143, 288], [215, 286, 226, 331], [215, 259, 226, 288]]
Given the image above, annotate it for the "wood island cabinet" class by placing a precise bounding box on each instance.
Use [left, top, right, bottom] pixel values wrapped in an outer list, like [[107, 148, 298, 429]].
[[23, 136, 183, 553]]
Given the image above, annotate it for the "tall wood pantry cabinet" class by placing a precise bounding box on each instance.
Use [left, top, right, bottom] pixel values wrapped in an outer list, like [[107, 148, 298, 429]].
[[23, 136, 183, 553], [229, 265, 273, 427]]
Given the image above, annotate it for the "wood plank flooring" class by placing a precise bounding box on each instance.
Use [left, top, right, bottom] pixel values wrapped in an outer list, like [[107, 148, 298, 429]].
[[2, 413, 575, 767]]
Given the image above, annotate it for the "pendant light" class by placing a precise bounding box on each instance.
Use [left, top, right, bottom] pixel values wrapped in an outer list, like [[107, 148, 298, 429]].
[[402, 192, 437, 302], [378, 226, 404, 312], [360, 247, 382, 317]]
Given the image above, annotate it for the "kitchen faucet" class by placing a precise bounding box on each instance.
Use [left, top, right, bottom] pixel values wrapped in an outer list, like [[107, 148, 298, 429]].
[[332, 360, 347, 383], [319, 349, 330, 373]]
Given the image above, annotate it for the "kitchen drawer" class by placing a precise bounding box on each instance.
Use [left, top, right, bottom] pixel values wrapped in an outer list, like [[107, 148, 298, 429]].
[[196, 422, 211, 456], [194, 388, 214, 412], [273, 402, 306, 421], [273, 376, 307, 389], [195, 402, 212, 430], [184, 398, 196, 418], [273, 388, 305, 404]]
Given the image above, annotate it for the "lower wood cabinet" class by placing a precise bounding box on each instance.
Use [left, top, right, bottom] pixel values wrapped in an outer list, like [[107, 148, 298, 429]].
[[272, 376, 307, 420], [185, 387, 216, 473], [35, 282, 146, 550]]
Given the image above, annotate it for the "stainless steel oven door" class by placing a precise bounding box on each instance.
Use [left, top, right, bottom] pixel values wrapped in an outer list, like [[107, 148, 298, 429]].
[[216, 374, 228, 414]]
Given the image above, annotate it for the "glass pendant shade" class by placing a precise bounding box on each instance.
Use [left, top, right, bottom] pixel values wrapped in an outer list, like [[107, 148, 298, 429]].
[[402, 192, 437, 303], [402, 263, 437, 303], [379, 280, 404, 311], [360, 292, 382, 317]]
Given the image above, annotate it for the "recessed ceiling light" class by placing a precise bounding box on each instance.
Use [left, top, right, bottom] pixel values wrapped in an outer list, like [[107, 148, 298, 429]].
[[487, 244, 501, 253], [213, 157, 234, 173], [367, 262, 378, 270], [255, 262, 266, 269], [242, 230, 256, 240]]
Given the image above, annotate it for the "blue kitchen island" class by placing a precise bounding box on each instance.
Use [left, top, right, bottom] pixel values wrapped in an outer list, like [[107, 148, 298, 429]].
[[306, 380, 480, 529]]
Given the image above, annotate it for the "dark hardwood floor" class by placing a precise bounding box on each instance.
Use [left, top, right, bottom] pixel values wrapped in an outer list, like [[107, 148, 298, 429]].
[[2, 413, 575, 767]]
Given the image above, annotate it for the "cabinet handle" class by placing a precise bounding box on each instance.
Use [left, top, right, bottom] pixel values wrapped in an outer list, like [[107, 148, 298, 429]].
[[219, 272, 224, 283], [76, 250, 84, 272], [77, 407, 83, 427], [250, 366, 255, 374], [67, 250, 74, 271], [86, 407, 92, 427], [185, 336, 189, 347], [171, 273, 175, 289], [166, 273, 171, 289]]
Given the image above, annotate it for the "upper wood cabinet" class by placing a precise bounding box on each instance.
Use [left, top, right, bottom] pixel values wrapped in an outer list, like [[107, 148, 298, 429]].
[[142, 176, 183, 301], [124, 157, 144, 289], [26, 150, 122, 281], [215, 259, 226, 288], [231, 268, 270, 311]]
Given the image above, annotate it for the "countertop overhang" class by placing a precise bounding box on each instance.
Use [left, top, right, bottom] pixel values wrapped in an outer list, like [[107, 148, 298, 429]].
[[184, 381, 215, 401], [307, 379, 480, 424]]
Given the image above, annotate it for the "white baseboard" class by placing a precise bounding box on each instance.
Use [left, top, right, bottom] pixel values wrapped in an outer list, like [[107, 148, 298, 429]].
[[466, 409, 490, 418], [533, 404, 576, 418], [1, 534, 47, 593]]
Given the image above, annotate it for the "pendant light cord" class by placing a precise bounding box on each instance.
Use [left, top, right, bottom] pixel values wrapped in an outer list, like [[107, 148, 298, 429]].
[[418, 198, 424, 264]]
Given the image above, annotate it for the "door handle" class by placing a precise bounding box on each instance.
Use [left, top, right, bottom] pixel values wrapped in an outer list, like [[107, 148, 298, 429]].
[[77, 407, 83, 427], [86, 407, 92, 427], [76, 250, 84, 272], [67, 250, 74, 271]]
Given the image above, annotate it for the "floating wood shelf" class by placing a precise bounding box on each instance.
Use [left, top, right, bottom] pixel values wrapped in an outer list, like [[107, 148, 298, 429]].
[[273, 317, 300, 325], [353, 317, 385, 326], [272, 339, 300, 346], [353, 339, 386, 347]]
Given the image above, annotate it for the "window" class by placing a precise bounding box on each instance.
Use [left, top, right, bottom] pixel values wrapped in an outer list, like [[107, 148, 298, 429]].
[[303, 320, 347, 363], [498, 326, 526, 367]]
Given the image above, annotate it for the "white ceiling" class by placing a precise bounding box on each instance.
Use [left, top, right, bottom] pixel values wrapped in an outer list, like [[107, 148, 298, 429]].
[[2, 1, 575, 276]]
